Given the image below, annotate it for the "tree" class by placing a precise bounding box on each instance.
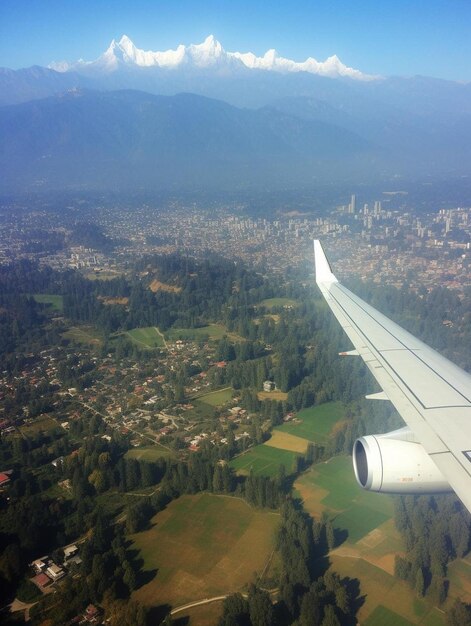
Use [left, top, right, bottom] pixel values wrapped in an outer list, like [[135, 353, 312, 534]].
[[321, 605, 340, 626], [446, 599, 471, 626], [415, 568, 425, 597], [326, 519, 336, 551], [218, 593, 250, 626], [248, 585, 275, 626], [394, 555, 411, 581]]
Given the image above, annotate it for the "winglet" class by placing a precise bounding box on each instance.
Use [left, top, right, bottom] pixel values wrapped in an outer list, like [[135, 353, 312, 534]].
[[314, 240, 338, 286]]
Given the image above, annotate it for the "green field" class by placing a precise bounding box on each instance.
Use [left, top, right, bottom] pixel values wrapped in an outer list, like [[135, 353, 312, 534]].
[[275, 401, 345, 443], [230, 443, 298, 477], [20, 415, 60, 436], [166, 323, 238, 342], [297, 455, 393, 541], [63, 325, 103, 345], [363, 604, 415, 626], [125, 444, 173, 462], [126, 326, 165, 348], [32, 293, 63, 311], [132, 493, 279, 608], [260, 297, 298, 309], [195, 387, 233, 407]]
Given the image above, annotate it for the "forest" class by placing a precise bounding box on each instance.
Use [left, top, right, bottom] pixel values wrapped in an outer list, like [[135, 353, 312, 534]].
[[1, 252, 471, 624]]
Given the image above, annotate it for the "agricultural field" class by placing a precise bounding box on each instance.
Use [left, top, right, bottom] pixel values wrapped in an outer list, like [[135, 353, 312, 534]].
[[296, 455, 451, 625], [131, 493, 279, 610], [275, 401, 345, 444], [257, 390, 288, 401], [32, 293, 63, 311], [331, 556, 446, 626], [260, 297, 298, 309], [126, 326, 166, 348], [296, 455, 393, 538], [63, 325, 103, 345], [264, 430, 309, 454], [125, 444, 173, 462], [194, 387, 233, 407], [230, 443, 298, 477], [446, 553, 471, 602], [166, 323, 242, 342]]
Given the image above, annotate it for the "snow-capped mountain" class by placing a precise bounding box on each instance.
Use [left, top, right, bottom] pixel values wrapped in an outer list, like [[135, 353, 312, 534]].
[[49, 34, 378, 80]]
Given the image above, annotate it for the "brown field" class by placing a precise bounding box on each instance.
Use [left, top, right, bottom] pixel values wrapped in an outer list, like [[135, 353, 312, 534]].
[[295, 473, 330, 517], [331, 519, 403, 576], [131, 493, 279, 609], [149, 279, 181, 293], [97, 296, 129, 305], [178, 602, 224, 626], [264, 430, 309, 454], [330, 554, 445, 625], [257, 390, 288, 401]]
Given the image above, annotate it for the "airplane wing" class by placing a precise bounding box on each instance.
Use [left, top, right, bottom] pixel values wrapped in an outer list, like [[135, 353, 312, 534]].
[[314, 240, 471, 513]]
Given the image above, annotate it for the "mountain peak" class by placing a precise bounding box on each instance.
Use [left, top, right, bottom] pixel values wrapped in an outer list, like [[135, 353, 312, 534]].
[[51, 35, 379, 80]]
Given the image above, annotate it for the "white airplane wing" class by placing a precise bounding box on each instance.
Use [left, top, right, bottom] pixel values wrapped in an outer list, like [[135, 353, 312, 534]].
[[314, 240, 471, 513]]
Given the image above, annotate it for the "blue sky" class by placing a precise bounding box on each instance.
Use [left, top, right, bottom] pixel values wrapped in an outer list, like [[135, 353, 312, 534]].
[[1, 0, 470, 80]]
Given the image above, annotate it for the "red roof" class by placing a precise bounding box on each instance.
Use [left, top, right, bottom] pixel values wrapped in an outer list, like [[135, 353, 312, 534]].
[[0, 473, 10, 485], [33, 572, 51, 587]]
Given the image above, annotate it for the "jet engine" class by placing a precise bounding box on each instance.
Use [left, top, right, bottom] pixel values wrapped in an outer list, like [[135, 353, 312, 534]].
[[352, 428, 452, 494]]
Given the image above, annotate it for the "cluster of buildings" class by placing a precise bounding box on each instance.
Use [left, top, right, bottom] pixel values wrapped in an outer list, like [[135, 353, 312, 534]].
[[30, 545, 80, 591], [1, 193, 470, 294]]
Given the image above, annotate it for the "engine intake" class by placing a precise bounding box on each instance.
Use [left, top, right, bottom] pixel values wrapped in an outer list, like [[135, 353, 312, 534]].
[[352, 430, 451, 494]]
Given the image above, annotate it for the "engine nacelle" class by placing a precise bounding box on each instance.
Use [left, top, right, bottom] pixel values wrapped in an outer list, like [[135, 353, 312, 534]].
[[353, 430, 452, 494]]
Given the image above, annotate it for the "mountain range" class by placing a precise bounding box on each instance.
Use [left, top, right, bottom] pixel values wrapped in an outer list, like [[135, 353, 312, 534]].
[[1, 35, 470, 192]]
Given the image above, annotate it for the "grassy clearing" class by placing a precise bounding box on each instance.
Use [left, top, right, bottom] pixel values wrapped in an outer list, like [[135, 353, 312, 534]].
[[195, 387, 233, 407], [275, 402, 345, 443], [230, 444, 298, 477], [126, 326, 165, 348], [20, 415, 60, 436], [32, 293, 63, 311], [166, 324, 244, 342], [63, 325, 103, 345], [131, 493, 279, 608], [297, 455, 393, 532], [260, 298, 298, 309], [84, 270, 122, 281], [125, 445, 173, 462], [149, 279, 181, 293], [257, 390, 288, 401], [331, 556, 444, 625], [296, 455, 443, 624], [98, 296, 129, 306], [446, 554, 471, 602], [363, 605, 415, 626], [264, 430, 309, 454]]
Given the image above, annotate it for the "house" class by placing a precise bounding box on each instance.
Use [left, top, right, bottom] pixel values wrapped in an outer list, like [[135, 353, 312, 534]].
[[0, 472, 11, 488], [263, 380, 276, 392], [46, 563, 65, 581], [64, 545, 78, 560], [31, 558, 47, 574]]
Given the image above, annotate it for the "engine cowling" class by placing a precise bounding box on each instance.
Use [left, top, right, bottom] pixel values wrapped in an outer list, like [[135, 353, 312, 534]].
[[353, 430, 452, 494]]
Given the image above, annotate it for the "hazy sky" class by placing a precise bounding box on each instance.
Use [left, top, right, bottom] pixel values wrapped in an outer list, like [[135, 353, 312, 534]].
[[1, 0, 470, 80]]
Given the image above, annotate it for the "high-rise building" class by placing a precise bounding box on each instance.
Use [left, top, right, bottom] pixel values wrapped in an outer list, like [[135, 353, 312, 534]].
[[350, 194, 356, 214]]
